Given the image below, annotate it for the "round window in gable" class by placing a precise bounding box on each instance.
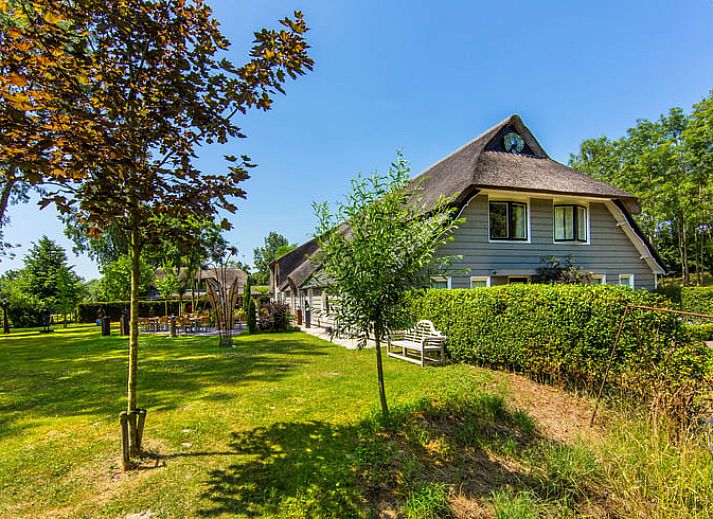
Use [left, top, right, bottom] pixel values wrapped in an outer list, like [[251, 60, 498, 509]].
[[503, 132, 525, 153]]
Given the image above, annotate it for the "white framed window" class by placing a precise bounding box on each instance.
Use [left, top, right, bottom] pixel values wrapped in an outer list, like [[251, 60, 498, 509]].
[[619, 274, 634, 288], [489, 200, 529, 241], [554, 204, 588, 242], [590, 274, 606, 285], [430, 276, 451, 289], [470, 276, 491, 288]]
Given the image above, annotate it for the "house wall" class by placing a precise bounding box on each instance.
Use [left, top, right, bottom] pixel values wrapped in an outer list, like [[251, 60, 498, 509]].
[[436, 194, 657, 290]]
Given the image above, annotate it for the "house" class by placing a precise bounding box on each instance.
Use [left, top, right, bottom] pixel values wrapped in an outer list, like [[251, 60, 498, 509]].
[[270, 115, 666, 317]]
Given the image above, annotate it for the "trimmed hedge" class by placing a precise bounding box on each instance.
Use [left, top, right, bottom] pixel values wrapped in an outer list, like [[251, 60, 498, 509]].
[[657, 286, 713, 317], [77, 300, 184, 322], [409, 285, 713, 421]]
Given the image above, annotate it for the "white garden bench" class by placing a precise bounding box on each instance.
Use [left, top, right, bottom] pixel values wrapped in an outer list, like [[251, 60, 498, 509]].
[[387, 320, 446, 366]]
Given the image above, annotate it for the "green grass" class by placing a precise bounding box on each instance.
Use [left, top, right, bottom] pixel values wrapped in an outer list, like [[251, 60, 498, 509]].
[[0, 324, 711, 518]]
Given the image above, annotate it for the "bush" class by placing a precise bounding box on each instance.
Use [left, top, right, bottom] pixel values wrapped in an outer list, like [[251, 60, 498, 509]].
[[257, 301, 293, 332], [247, 298, 257, 334], [683, 323, 713, 342], [77, 300, 183, 322], [408, 285, 713, 421], [657, 286, 713, 317], [6, 293, 48, 328]]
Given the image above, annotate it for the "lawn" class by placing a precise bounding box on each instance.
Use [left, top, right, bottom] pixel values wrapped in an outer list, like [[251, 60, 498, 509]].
[[1, 325, 712, 518]]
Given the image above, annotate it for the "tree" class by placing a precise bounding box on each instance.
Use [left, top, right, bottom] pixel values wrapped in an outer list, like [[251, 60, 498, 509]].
[[0, 237, 79, 327], [82, 279, 102, 302], [64, 218, 128, 267], [313, 155, 460, 418], [18, 1, 313, 464], [570, 93, 713, 284], [252, 231, 295, 284], [98, 255, 153, 302], [55, 265, 83, 325], [154, 267, 180, 317], [23, 236, 68, 309], [0, 0, 102, 222]]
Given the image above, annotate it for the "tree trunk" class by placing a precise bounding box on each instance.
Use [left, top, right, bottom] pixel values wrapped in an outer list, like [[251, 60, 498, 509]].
[[681, 220, 689, 284], [0, 168, 17, 224], [374, 332, 389, 420], [127, 225, 141, 456]]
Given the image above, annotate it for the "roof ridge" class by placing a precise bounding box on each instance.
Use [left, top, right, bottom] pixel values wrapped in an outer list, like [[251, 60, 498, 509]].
[[413, 114, 521, 181]]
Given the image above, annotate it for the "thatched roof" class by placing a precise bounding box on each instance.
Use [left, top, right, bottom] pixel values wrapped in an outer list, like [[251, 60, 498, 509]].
[[413, 114, 641, 214], [271, 238, 319, 291]]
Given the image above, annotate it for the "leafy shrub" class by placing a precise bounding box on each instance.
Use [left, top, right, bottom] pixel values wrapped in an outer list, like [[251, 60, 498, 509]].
[[247, 298, 257, 334], [683, 323, 713, 342], [408, 285, 713, 421], [257, 301, 292, 332], [6, 293, 48, 328], [77, 300, 182, 322], [657, 286, 713, 317]]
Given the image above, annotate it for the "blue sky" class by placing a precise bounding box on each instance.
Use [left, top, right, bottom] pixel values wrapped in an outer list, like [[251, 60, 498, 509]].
[[2, 0, 712, 280]]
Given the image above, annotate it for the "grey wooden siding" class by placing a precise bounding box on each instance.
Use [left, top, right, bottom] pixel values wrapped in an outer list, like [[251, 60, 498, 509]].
[[437, 194, 656, 290]]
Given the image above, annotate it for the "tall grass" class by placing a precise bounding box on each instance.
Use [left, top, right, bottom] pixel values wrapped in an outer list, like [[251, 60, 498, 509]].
[[596, 414, 713, 518]]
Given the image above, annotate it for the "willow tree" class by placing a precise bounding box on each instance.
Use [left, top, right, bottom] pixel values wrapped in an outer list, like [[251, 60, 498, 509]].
[[313, 156, 460, 419], [18, 0, 313, 465]]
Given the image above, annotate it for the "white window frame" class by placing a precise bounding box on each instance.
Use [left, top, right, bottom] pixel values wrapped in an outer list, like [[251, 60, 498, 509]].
[[470, 276, 491, 288], [619, 274, 635, 288], [430, 276, 451, 289], [590, 274, 607, 285], [552, 199, 590, 245], [487, 196, 531, 244]]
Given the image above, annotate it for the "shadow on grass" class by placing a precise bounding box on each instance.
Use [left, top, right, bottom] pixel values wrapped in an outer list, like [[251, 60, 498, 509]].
[[198, 391, 605, 517], [0, 329, 330, 438]]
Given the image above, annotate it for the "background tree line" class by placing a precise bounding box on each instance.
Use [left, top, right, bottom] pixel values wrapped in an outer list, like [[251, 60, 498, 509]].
[[0, 236, 83, 327], [569, 91, 713, 284]]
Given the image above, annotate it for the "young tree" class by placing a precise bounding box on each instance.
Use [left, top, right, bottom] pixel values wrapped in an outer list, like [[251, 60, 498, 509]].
[[19, 1, 312, 462], [313, 155, 460, 418]]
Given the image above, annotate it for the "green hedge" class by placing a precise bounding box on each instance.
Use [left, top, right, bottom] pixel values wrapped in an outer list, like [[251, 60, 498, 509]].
[[683, 323, 713, 342], [77, 301, 184, 323], [408, 285, 713, 421], [656, 286, 713, 317]]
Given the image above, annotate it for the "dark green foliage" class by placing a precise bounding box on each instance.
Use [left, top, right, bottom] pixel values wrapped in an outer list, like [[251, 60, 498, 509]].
[[683, 323, 713, 342], [408, 285, 713, 420], [257, 301, 293, 332], [0, 238, 82, 327], [657, 285, 713, 316], [77, 300, 182, 322], [5, 296, 46, 328], [252, 232, 295, 285], [243, 275, 251, 312], [534, 255, 592, 284], [247, 298, 257, 334], [569, 93, 713, 282]]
